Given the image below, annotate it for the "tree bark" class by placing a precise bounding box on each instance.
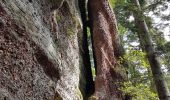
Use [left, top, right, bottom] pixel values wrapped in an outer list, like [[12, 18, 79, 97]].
[[88, 0, 124, 99], [131, 0, 170, 99], [78, 0, 95, 99]]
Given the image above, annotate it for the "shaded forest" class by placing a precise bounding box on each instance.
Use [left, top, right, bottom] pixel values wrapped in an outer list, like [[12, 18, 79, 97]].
[[0, 0, 170, 100]]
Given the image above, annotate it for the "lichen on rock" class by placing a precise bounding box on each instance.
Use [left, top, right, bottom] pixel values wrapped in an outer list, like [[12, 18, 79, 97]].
[[0, 0, 84, 99]]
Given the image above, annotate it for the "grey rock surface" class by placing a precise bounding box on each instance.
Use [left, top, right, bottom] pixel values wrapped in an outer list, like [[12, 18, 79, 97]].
[[0, 0, 83, 99]]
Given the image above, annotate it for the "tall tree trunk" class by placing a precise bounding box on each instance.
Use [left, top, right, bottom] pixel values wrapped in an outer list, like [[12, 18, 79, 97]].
[[78, 0, 95, 99], [131, 0, 170, 99], [88, 0, 125, 99]]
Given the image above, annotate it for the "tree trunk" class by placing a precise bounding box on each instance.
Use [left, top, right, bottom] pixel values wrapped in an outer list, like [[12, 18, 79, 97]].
[[88, 0, 125, 99], [131, 0, 170, 99], [78, 0, 95, 99]]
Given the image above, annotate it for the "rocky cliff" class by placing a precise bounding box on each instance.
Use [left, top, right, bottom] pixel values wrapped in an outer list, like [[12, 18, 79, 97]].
[[0, 0, 85, 99]]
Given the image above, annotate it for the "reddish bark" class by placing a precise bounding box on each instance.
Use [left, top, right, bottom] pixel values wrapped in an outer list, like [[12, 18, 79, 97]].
[[88, 0, 124, 99]]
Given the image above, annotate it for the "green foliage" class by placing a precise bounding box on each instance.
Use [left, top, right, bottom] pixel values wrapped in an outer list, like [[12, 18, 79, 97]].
[[124, 49, 149, 69], [56, 15, 61, 21], [121, 82, 158, 100], [88, 96, 97, 100], [163, 42, 170, 52], [150, 28, 170, 72], [118, 24, 128, 36], [109, 0, 117, 8], [123, 49, 151, 85], [67, 28, 74, 38], [87, 27, 91, 38], [153, 37, 170, 71], [120, 48, 158, 98], [114, 0, 170, 98], [91, 67, 96, 80], [165, 74, 170, 89], [76, 87, 83, 100]]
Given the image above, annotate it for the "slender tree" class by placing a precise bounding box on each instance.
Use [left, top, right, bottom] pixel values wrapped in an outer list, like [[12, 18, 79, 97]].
[[131, 0, 170, 99], [78, 0, 95, 99]]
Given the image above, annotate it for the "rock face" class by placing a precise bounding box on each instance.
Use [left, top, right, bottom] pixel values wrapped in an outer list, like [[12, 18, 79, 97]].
[[0, 0, 83, 99]]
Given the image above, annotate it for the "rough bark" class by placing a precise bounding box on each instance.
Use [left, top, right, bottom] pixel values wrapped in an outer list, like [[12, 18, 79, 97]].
[[88, 0, 125, 99], [131, 0, 170, 99], [0, 0, 84, 99]]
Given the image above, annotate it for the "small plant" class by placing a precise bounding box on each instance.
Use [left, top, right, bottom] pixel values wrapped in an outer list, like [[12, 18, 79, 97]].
[[88, 95, 98, 100], [91, 67, 96, 80], [56, 15, 61, 21], [75, 88, 83, 100], [67, 28, 74, 38]]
